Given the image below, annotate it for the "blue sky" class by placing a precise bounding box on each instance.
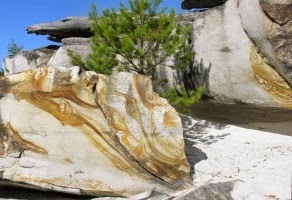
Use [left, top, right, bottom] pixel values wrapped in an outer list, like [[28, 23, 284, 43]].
[[0, 0, 185, 70]]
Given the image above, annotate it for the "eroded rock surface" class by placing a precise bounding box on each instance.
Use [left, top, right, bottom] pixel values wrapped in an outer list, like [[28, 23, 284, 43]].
[[2, 46, 58, 75], [259, 0, 292, 25], [179, 0, 292, 107], [48, 37, 92, 68], [0, 67, 191, 197], [26, 17, 92, 42]]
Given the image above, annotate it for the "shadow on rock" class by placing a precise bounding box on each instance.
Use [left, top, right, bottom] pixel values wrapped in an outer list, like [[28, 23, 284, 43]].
[[0, 185, 92, 200], [189, 101, 292, 136]]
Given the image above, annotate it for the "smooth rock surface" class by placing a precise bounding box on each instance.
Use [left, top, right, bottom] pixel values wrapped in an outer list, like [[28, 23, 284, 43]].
[[27, 17, 92, 42], [48, 37, 92, 68], [180, 0, 292, 107], [0, 67, 191, 197]]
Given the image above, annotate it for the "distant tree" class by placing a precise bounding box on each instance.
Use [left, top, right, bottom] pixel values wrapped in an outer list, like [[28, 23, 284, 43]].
[[0, 70, 4, 76], [69, 0, 193, 77], [7, 39, 23, 55]]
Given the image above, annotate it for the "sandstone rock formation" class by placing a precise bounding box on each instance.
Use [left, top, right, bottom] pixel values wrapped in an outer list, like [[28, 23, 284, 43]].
[[2, 46, 58, 75], [179, 0, 292, 107], [0, 67, 191, 197], [27, 17, 92, 42], [259, 0, 292, 75], [48, 37, 92, 68]]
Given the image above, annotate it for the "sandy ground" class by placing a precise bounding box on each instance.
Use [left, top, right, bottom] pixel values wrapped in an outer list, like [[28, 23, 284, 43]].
[[182, 115, 292, 200]]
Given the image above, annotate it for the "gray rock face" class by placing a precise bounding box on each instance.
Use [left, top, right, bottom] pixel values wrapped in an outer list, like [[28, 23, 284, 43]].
[[2, 38, 92, 75], [48, 37, 92, 68], [26, 17, 92, 42], [259, 0, 292, 25], [180, 0, 292, 107], [2, 46, 58, 75], [259, 0, 292, 72], [181, 0, 228, 9], [239, 0, 292, 86], [174, 181, 236, 200]]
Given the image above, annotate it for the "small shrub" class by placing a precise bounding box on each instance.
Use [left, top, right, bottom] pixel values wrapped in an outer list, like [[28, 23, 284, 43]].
[[7, 39, 23, 55], [67, 50, 87, 69], [0, 70, 4, 76], [162, 86, 204, 114]]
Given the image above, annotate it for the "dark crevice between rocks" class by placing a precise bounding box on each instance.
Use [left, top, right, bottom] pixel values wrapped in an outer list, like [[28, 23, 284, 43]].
[[0, 187, 92, 200], [0, 182, 93, 200], [181, 0, 227, 10], [34, 45, 61, 53]]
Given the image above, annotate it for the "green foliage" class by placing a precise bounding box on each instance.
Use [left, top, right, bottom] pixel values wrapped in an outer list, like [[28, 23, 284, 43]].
[[7, 39, 23, 55], [69, 0, 193, 76], [162, 86, 204, 114], [67, 50, 87, 68], [0, 70, 4, 76]]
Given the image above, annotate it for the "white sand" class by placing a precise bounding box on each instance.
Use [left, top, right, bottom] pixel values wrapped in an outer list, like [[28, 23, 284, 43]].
[[182, 116, 292, 200]]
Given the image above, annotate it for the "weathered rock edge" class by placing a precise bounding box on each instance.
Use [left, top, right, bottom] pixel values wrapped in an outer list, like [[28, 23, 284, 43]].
[[26, 17, 92, 42], [0, 67, 192, 197]]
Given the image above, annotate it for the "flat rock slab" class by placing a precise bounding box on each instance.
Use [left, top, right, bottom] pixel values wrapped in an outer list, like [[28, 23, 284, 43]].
[[26, 17, 92, 42]]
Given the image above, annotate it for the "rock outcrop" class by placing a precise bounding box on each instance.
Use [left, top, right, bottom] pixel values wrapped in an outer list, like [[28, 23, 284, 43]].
[[259, 0, 292, 74], [0, 67, 191, 197], [179, 0, 292, 107], [2, 46, 58, 75], [259, 0, 292, 25], [26, 17, 92, 42], [48, 37, 92, 68]]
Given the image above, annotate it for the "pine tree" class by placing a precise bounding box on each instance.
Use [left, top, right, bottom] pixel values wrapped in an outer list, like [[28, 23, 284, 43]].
[[69, 0, 193, 77], [7, 39, 23, 55]]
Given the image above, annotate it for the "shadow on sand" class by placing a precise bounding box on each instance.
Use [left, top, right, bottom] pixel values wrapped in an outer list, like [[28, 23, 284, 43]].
[[181, 115, 230, 177]]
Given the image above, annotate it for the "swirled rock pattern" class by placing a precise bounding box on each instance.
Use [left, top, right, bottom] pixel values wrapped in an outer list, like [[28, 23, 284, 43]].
[[0, 67, 191, 197]]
